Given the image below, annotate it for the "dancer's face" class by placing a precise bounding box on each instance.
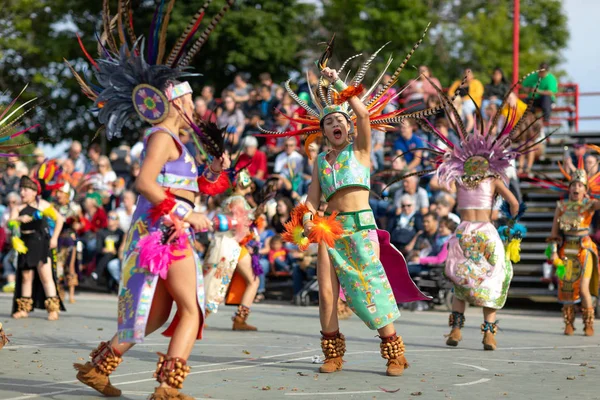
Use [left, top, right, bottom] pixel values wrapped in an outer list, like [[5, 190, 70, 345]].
[[569, 181, 586, 202], [20, 187, 36, 203], [322, 113, 350, 148]]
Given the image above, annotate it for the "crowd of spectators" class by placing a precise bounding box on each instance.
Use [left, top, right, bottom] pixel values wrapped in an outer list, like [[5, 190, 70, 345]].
[[0, 63, 562, 304]]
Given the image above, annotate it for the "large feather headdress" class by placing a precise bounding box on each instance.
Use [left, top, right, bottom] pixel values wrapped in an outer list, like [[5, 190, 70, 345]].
[[66, 0, 234, 154], [255, 25, 440, 157], [385, 70, 549, 191]]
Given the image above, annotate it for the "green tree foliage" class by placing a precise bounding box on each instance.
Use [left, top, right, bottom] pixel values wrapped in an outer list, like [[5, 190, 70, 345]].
[[0, 0, 569, 144]]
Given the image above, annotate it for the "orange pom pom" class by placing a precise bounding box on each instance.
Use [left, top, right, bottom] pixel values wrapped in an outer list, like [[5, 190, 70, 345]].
[[308, 212, 344, 248], [282, 211, 310, 251]]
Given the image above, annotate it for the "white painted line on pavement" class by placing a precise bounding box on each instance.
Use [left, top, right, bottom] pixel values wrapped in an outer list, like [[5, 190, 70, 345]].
[[285, 390, 383, 396], [454, 378, 491, 386], [453, 362, 489, 371], [458, 357, 583, 366]]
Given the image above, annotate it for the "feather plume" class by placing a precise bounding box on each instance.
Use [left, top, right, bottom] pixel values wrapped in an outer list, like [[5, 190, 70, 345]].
[[156, 0, 176, 64], [166, 0, 212, 67], [179, 0, 235, 67], [12, 236, 28, 254], [138, 230, 188, 280], [308, 213, 344, 248], [102, 0, 119, 53]]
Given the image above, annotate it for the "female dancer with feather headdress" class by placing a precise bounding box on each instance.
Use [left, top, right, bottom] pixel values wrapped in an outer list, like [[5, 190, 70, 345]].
[[67, 1, 236, 398]]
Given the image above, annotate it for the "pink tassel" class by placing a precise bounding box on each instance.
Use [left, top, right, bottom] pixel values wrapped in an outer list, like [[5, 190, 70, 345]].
[[138, 231, 188, 280]]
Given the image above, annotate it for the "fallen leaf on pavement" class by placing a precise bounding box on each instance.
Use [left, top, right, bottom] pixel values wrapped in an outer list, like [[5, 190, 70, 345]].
[[495, 373, 504, 377], [410, 392, 423, 396], [297, 372, 309, 377], [278, 387, 286, 390], [261, 386, 271, 391], [242, 350, 250, 355], [567, 376, 576, 380], [379, 387, 400, 393], [562, 356, 572, 360]]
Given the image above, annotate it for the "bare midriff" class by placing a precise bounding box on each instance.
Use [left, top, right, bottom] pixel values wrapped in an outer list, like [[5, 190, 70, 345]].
[[459, 208, 494, 223], [171, 188, 196, 204], [326, 186, 371, 213]]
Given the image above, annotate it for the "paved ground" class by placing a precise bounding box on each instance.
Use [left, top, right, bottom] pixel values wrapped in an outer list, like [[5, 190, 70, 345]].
[[0, 293, 598, 400]]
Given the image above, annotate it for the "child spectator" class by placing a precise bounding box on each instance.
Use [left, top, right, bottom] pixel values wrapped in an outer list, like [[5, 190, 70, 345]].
[[268, 235, 291, 276]]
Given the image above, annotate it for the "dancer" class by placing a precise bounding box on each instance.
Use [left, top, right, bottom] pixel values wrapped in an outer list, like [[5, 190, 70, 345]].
[[11, 176, 65, 321], [534, 146, 600, 336], [55, 182, 82, 303], [67, 1, 235, 398], [392, 72, 544, 350], [203, 169, 260, 331], [260, 35, 431, 376]]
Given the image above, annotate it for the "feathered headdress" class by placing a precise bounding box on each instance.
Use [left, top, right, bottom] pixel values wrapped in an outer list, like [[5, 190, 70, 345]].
[[66, 0, 234, 155], [384, 70, 549, 191], [255, 25, 439, 158], [0, 85, 39, 156], [531, 144, 600, 198]]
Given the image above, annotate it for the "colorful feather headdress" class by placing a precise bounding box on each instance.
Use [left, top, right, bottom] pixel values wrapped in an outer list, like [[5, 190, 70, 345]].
[[0, 85, 39, 157], [255, 25, 440, 157], [66, 0, 234, 156], [531, 144, 600, 198], [385, 70, 548, 191]]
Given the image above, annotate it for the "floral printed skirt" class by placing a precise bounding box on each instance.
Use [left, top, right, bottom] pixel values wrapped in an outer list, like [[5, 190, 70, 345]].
[[203, 232, 242, 313], [327, 210, 401, 330], [445, 221, 512, 309]]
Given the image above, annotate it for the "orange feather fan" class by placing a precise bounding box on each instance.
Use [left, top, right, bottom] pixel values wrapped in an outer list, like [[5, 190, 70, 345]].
[[333, 84, 365, 105], [308, 212, 344, 248], [281, 206, 310, 251]]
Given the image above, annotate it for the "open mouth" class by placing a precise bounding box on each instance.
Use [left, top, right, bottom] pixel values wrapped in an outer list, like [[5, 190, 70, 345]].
[[333, 128, 342, 140]]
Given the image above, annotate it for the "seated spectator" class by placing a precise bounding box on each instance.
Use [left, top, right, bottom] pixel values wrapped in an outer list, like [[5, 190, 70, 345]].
[[268, 235, 291, 276], [586, 154, 599, 176], [412, 217, 457, 265], [522, 62, 558, 124], [404, 212, 439, 258], [450, 96, 475, 134], [201, 85, 217, 110], [300, 143, 319, 195], [236, 136, 268, 182], [391, 175, 429, 216], [388, 194, 424, 253], [88, 143, 102, 173], [394, 120, 424, 171], [448, 68, 485, 107], [1, 163, 19, 197], [260, 72, 281, 98], [126, 160, 140, 192], [484, 67, 510, 101], [30, 148, 46, 179], [116, 190, 137, 232], [217, 95, 245, 147], [94, 211, 125, 292], [109, 145, 132, 179], [371, 128, 385, 172], [194, 97, 217, 123], [401, 65, 441, 110], [430, 117, 460, 149], [432, 193, 461, 225], [259, 85, 279, 124], [66, 140, 88, 174], [273, 137, 304, 193], [91, 156, 117, 193], [563, 138, 587, 174], [266, 111, 300, 154], [271, 197, 294, 234], [242, 88, 261, 118], [279, 93, 300, 122], [517, 113, 544, 177], [227, 73, 252, 103]]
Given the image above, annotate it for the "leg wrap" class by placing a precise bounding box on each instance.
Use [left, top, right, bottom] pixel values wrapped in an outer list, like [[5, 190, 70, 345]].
[[320, 330, 346, 359], [379, 333, 406, 360], [16, 297, 33, 313], [90, 341, 123, 375], [449, 311, 465, 329], [67, 273, 79, 287], [481, 321, 498, 335], [582, 307, 595, 336], [45, 297, 61, 313], [0, 322, 9, 349], [154, 353, 191, 390]]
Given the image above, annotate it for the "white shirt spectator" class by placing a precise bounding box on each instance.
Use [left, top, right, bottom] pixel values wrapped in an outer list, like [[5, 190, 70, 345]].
[[394, 187, 429, 214], [274, 150, 304, 179], [116, 205, 136, 232]]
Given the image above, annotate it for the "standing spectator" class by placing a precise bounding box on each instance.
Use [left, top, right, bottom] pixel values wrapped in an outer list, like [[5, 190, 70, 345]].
[[394, 120, 424, 172], [273, 137, 304, 184], [484, 67, 510, 101], [201, 85, 217, 110], [95, 210, 125, 292], [116, 190, 137, 232], [194, 97, 217, 123], [1, 163, 19, 196], [66, 141, 88, 174], [401, 65, 441, 110], [87, 143, 102, 173], [236, 136, 268, 182], [1, 192, 20, 293], [448, 69, 485, 107], [30, 148, 46, 178], [227, 73, 252, 103], [217, 96, 245, 147], [259, 72, 281, 98], [392, 175, 430, 216], [522, 62, 559, 124]]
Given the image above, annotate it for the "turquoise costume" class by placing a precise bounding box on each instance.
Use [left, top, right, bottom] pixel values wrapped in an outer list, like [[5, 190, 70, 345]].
[[317, 145, 428, 330]]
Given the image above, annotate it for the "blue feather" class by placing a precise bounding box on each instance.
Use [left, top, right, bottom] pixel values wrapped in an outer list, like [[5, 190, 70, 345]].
[[500, 200, 527, 221]]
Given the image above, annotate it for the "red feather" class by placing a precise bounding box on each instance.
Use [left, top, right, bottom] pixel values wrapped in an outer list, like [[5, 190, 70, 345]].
[[198, 171, 231, 196], [76, 33, 99, 70], [149, 191, 176, 224]]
